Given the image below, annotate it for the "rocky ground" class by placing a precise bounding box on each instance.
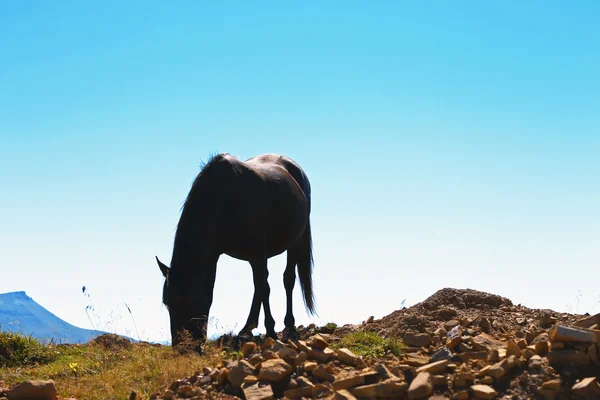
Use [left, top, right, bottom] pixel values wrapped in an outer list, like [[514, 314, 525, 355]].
[[2, 288, 600, 399]]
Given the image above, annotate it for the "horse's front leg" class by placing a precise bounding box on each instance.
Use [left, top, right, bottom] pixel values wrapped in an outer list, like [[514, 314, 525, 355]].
[[250, 258, 277, 338]]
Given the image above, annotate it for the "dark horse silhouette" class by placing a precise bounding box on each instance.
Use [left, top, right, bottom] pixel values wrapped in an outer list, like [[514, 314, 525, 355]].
[[156, 153, 315, 345]]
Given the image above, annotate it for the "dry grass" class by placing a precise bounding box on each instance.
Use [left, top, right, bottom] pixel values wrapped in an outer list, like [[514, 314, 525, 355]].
[[0, 332, 228, 400]]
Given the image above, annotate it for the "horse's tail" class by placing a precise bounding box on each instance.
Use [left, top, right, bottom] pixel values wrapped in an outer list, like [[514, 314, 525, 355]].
[[297, 218, 317, 316]]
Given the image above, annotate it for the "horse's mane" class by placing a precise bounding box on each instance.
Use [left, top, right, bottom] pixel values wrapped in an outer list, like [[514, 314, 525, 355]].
[[170, 152, 234, 271]]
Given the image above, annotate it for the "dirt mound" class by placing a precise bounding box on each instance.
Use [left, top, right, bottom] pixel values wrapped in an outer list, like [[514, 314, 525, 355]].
[[418, 288, 513, 311], [369, 288, 580, 342], [90, 333, 133, 350]]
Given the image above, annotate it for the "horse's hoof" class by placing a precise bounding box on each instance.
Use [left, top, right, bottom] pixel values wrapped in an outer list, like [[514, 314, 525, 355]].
[[281, 327, 298, 342]]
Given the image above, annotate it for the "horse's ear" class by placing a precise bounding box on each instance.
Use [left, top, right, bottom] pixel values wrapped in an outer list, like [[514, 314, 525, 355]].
[[156, 256, 170, 277]]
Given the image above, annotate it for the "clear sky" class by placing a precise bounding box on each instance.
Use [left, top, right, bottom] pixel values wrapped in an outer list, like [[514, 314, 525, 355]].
[[1, 1, 599, 344]]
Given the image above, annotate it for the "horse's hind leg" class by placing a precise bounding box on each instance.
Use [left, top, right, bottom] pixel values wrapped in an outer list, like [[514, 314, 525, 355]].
[[283, 247, 300, 340]]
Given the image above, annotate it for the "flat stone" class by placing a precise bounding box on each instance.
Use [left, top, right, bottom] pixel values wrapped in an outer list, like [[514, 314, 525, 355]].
[[541, 379, 561, 391], [573, 313, 600, 329], [333, 371, 379, 391], [548, 324, 596, 344], [335, 348, 358, 366], [258, 358, 293, 382], [472, 333, 505, 352], [9, 380, 57, 400], [470, 384, 497, 399], [571, 377, 600, 399], [351, 379, 408, 398], [404, 332, 432, 348], [483, 359, 509, 379], [334, 389, 358, 400], [407, 372, 433, 399], [242, 382, 274, 400], [404, 353, 430, 366], [416, 359, 449, 375]]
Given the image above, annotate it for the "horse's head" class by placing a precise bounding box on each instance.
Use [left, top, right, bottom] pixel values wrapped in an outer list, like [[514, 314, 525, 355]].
[[156, 256, 209, 346]]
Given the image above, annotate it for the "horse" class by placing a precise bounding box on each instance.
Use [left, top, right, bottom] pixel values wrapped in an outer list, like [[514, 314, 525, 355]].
[[155, 153, 316, 346]]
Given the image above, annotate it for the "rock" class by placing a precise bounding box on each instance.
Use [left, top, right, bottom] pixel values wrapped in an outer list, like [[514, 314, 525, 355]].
[[283, 377, 314, 398], [571, 377, 600, 399], [446, 326, 462, 349], [276, 347, 298, 364], [416, 360, 449, 375], [404, 332, 432, 348], [351, 379, 408, 398], [216, 368, 229, 385], [334, 389, 358, 400], [404, 353, 430, 366], [547, 349, 590, 366], [454, 372, 475, 388], [541, 379, 561, 391], [302, 360, 318, 373], [242, 342, 257, 357], [506, 340, 521, 357], [528, 355, 543, 369], [454, 390, 469, 399], [241, 382, 274, 400], [470, 384, 497, 399], [176, 385, 197, 398], [548, 324, 596, 343], [312, 364, 335, 382], [536, 387, 557, 400], [260, 337, 276, 350], [482, 359, 509, 379], [162, 389, 174, 400], [228, 360, 255, 387], [573, 312, 600, 329], [332, 371, 379, 391], [9, 380, 57, 400], [431, 347, 453, 362], [335, 348, 358, 366], [471, 333, 505, 352], [309, 334, 329, 350], [257, 359, 293, 382], [407, 372, 433, 399], [312, 383, 334, 398], [432, 375, 448, 388]]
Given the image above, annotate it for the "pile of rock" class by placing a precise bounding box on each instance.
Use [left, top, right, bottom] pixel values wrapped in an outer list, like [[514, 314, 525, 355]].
[[154, 312, 600, 400]]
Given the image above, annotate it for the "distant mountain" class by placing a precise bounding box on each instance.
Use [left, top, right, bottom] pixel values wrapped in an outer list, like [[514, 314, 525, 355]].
[[0, 291, 107, 344]]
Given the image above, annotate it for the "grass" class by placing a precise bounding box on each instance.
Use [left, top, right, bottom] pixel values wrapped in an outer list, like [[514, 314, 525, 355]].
[[332, 330, 404, 359], [0, 331, 228, 400]]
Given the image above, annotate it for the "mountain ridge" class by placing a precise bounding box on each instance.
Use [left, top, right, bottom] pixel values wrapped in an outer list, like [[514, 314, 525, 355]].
[[0, 290, 107, 344]]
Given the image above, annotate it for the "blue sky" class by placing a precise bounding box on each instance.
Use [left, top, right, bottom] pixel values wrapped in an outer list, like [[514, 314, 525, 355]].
[[1, 1, 599, 343]]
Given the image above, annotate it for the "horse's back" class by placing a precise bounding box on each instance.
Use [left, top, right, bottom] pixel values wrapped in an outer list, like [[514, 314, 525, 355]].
[[243, 153, 311, 203]]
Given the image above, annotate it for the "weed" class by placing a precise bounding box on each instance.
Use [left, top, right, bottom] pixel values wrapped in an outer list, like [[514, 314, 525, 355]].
[[332, 331, 403, 359]]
